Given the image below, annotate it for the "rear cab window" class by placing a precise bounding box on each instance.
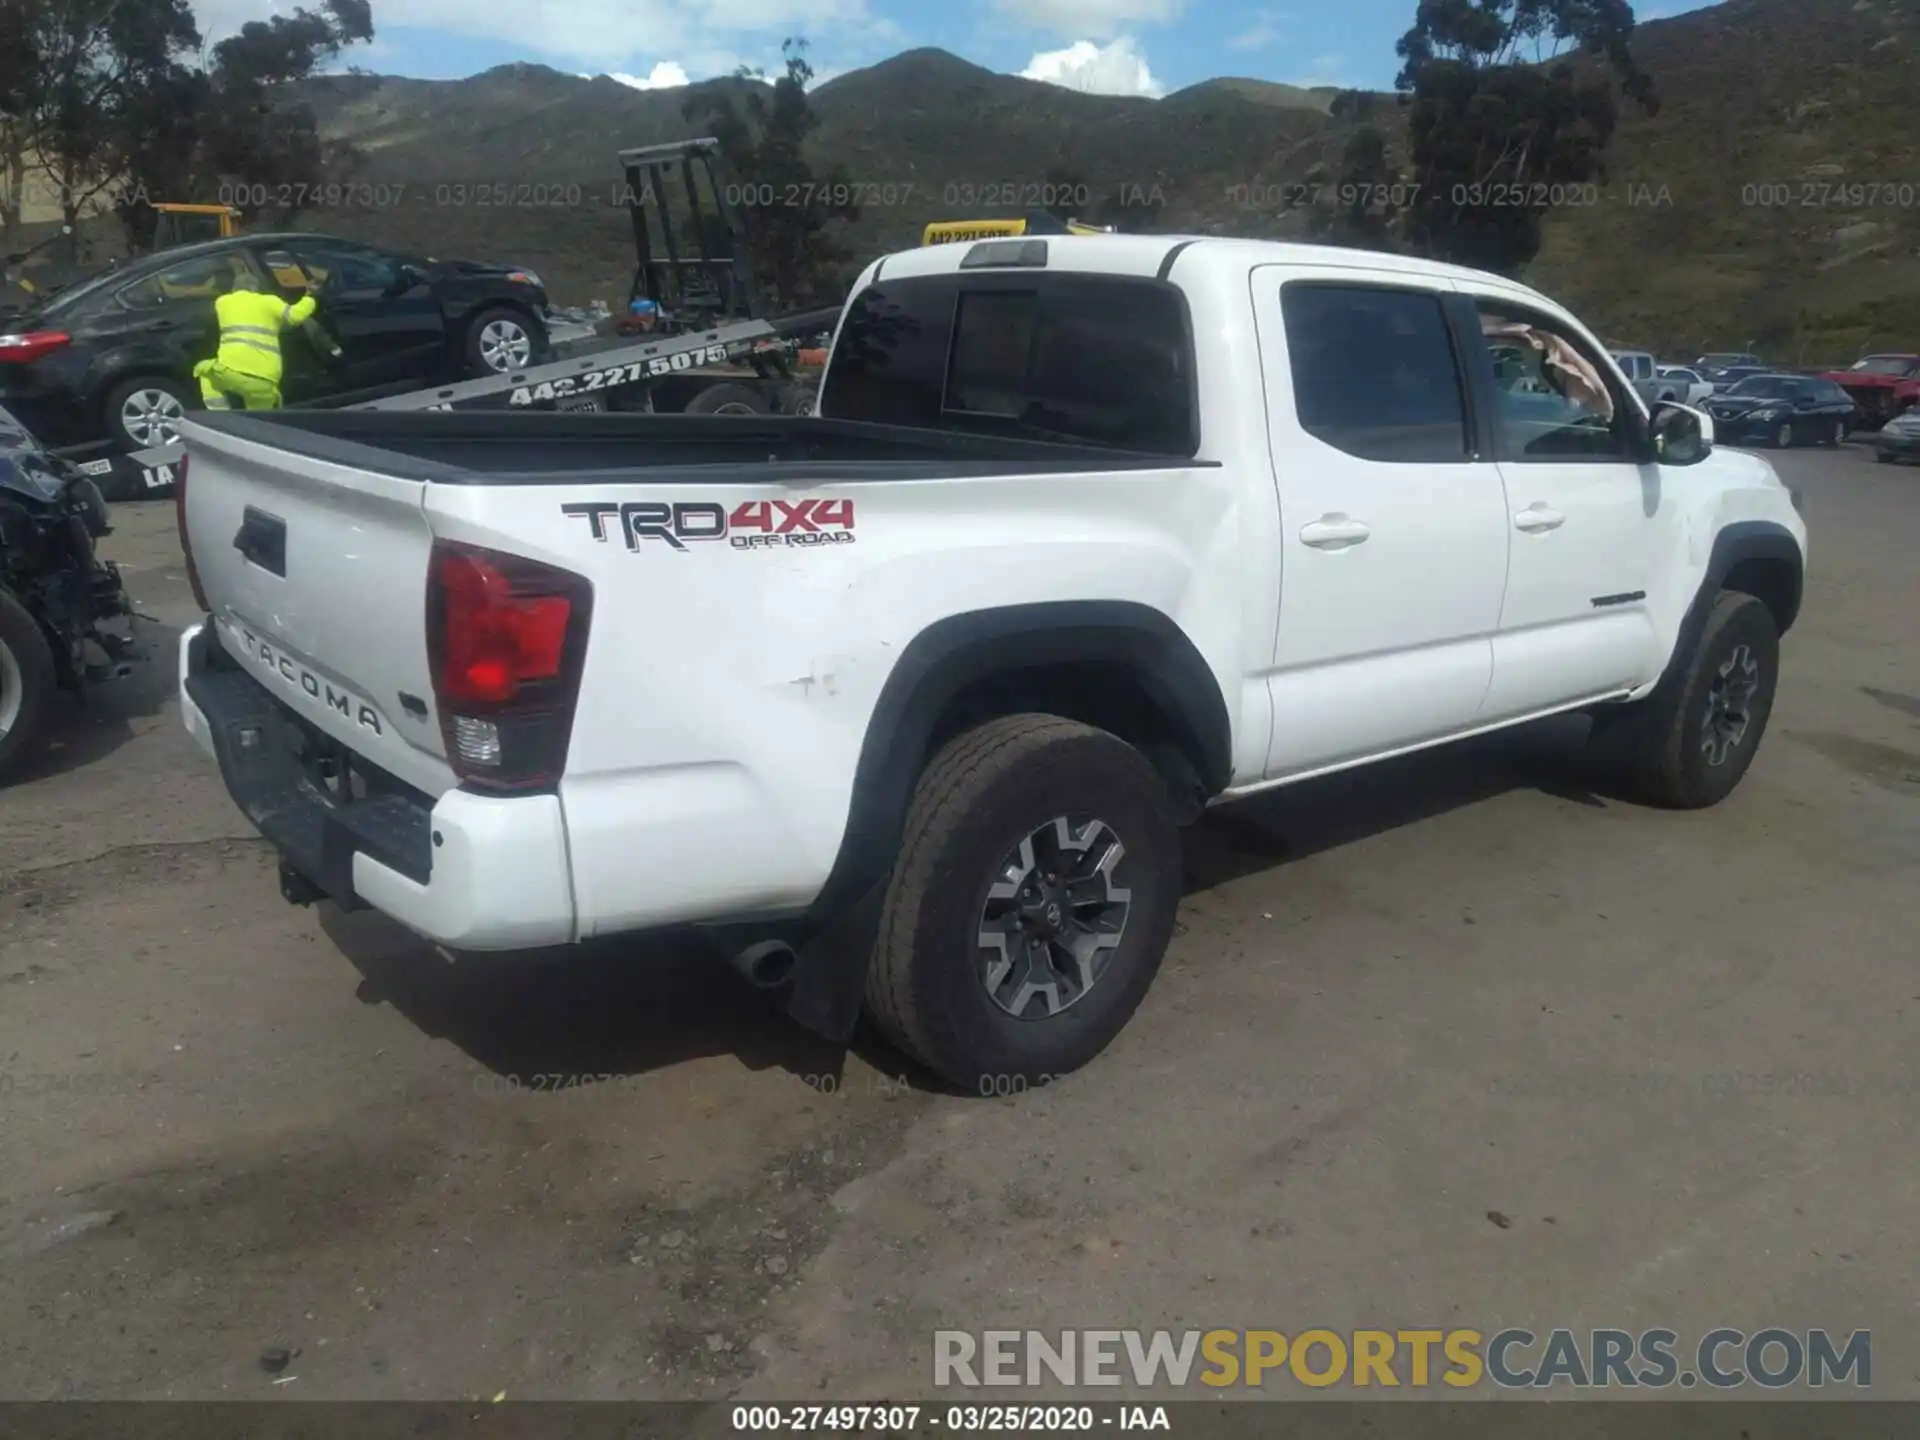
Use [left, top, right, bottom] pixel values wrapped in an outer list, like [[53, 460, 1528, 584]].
[[818, 271, 1198, 455]]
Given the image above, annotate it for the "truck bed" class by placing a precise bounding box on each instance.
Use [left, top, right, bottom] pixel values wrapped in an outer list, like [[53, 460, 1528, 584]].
[[188, 410, 1201, 484]]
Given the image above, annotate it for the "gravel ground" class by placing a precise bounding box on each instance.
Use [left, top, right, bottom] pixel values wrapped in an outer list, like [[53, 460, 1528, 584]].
[[1, 445, 1916, 1402]]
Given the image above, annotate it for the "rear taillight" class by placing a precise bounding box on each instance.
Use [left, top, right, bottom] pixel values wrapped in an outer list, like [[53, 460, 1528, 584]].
[[426, 541, 592, 792], [174, 452, 211, 612], [0, 330, 71, 364]]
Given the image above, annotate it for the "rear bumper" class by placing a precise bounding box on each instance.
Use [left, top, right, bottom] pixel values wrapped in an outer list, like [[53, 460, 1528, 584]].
[[179, 622, 575, 949]]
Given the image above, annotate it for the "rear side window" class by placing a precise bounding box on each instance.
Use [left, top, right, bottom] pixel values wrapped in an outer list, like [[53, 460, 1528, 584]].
[[820, 273, 1196, 455], [1281, 283, 1470, 463]]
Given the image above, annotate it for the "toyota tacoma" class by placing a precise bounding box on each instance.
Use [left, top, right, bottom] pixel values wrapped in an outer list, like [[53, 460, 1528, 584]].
[[173, 235, 1808, 1087]]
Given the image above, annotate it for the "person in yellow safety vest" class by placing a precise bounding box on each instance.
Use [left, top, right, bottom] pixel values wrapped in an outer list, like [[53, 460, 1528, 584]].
[[191, 271, 317, 411]]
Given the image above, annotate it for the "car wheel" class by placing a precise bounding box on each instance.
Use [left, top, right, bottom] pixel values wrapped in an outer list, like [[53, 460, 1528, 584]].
[[104, 376, 195, 452], [1827, 419, 1845, 447], [0, 589, 58, 782], [683, 382, 771, 416], [464, 307, 541, 376], [864, 714, 1183, 1090], [1875, 450, 1896, 464], [1599, 591, 1780, 810]]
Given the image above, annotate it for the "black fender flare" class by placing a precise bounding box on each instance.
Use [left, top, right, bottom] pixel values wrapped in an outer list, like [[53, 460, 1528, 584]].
[[782, 600, 1231, 1041], [1641, 520, 1803, 709]]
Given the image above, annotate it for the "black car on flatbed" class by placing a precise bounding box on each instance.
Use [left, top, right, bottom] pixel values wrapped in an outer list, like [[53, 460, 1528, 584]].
[[0, 233, 552, 453]]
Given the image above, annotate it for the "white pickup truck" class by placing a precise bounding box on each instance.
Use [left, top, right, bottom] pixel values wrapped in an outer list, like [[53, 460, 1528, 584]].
[[175, 235, 1807, 1087]]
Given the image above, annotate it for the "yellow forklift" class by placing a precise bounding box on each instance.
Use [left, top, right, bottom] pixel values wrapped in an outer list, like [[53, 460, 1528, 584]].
[[149, 203, 243, 251]]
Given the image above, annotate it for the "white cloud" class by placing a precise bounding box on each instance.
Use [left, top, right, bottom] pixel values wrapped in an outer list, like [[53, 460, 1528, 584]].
[[191, 0, 883, 73], [1229, 10, 1288, 50], [599, 61, 692, 88], [995, 0, 1182, 42], [1020, 37, 1164, 97]]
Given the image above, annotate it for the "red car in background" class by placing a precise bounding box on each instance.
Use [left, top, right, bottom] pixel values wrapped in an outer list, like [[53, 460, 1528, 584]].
[[1819, 353, 1920, 427]]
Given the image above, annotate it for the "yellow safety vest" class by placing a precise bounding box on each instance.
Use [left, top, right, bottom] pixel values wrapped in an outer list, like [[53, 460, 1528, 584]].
[[212, 289, 317, 382]]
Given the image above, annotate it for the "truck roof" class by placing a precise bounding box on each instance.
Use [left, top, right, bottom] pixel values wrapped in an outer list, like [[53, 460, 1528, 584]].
[[871, 232, 1559, 307]]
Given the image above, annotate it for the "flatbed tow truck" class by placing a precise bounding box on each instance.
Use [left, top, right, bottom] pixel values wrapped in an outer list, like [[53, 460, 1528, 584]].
[[48, 139, 841, 499]]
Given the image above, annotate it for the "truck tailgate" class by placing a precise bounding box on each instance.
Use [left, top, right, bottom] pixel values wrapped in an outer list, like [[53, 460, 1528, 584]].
[[180, 418, 451, 796]]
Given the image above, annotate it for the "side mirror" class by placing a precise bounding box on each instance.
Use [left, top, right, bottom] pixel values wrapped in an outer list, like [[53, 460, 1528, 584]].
[[1650, 401, 1712, 466], [387, 264, 422, 295]]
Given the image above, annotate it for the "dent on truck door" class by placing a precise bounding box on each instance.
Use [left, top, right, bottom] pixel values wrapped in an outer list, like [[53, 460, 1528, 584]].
[[1255, 272, 1510, 778]]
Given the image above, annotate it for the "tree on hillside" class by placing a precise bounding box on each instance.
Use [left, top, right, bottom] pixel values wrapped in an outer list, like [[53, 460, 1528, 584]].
[[0, 0, 372, 254], [1393, 0, 1657, 274], [683, 37, 860, 310], [118, 0, 374, 249], [0, 0, 199, 244]]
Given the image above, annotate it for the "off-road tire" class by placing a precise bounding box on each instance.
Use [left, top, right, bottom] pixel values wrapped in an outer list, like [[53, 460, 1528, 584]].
[[0, 589, 58, 781], [1600, 591, 1781, 809], [864, 714, 1182, 1090]]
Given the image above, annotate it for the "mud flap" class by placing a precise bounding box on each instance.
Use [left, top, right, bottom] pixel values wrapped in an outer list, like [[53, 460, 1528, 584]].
[[784, 878, 886, 1043]]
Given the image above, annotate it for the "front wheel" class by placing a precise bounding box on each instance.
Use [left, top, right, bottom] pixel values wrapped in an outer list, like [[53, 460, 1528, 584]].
[[464, 307, 542, 376], [1598, 591, 1781, 809], [0, 589, 58, 782], [864, 714, 1183, 1089], [1825, 419, 1845, 448], [1773, 421, 1796, 450]]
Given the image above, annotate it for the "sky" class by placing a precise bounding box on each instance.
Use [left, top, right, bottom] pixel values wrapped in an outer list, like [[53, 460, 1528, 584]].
[[193, 0, 1722, 99]]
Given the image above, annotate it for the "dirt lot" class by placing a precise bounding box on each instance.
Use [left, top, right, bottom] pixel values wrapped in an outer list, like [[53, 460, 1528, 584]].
[[2, 446, 1917, 1402]]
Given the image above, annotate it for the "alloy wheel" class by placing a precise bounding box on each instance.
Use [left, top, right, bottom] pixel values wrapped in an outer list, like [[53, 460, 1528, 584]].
[[1700, 642, 1761, 768], [478, 319, 532, 371], [976, 815, 1133, 1020], [1775, 422, 1793, 449], [121, 389, 185, 448]]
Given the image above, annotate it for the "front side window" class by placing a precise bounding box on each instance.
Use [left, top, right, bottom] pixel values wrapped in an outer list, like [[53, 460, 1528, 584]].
[[292, 243, 397, 291], [1475, 304, 1632, 461], [1280, 282, 1469, 463]]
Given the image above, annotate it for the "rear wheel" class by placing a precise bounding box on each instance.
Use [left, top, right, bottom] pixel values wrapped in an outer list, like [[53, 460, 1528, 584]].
[[104, 376, 195, 452], [683, 382, 771, 416], [864, 714, 1183, 1090], [0, 589, 58, 781]]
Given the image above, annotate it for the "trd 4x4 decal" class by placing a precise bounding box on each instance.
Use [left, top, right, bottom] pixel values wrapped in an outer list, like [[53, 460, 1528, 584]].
[[563, 499, 857, 552]]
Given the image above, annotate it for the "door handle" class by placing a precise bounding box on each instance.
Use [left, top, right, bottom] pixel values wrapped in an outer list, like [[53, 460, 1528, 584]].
[[1513, 503, 1566, 533], [1299, 515, 1371, 549]]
